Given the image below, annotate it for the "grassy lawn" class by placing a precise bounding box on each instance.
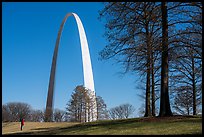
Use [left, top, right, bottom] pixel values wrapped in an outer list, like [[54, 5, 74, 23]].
[[2, 122, 79, 135], [2, 116, 202, 135]]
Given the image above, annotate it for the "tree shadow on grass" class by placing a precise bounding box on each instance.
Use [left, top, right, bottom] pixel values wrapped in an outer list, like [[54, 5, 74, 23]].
[[5, 119, 139, 135], [30, 127, 51, 131]]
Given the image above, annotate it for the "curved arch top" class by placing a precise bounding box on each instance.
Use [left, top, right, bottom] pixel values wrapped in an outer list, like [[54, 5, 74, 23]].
[[45, 13, 97, 122], [54, 12, 95, 92]]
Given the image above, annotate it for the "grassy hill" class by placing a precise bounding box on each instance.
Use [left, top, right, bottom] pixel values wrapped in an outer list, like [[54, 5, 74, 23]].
[[2, 115, 202, 135]]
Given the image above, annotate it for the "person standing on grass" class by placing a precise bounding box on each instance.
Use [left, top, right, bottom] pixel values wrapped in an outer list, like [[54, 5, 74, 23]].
[[20, 118, 25, 131]]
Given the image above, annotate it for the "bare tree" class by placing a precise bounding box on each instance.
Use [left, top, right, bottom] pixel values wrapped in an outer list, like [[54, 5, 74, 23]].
[[2, 102, 32, 122], [30, 109, 44, 122], [99, 2, 162, 118], [53, 109, 66, 122], [108, 103, 135, 119], [121, 103, 135, 118], [168, 2, 202, 116], [66, 99, 78, 122], [2, 105, 11, 122], [96, 96, 109, 120], [173, 89, 193, 115], [66, 85, 97, 122], [158, 2, 173, 117], [99, 2, 202, 118], [108, 107, 119, 120], [137, 103, 146, 117], [66, 85, 87, 122]]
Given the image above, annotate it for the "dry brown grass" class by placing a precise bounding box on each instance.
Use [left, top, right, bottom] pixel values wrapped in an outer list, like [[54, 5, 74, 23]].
[[2, 122, 79, 135]]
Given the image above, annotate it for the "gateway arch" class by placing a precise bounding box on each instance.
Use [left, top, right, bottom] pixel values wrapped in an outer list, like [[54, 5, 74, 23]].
[[45, 13, 97, 122]]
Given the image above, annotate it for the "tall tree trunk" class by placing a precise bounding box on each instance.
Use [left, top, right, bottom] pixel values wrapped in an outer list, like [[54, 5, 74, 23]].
[[159, 2, 173, 117], [151, 48, 155, 116], [144, 67, 151, 117], [144, 24, 151, 117], [191, 49, 196, 115]]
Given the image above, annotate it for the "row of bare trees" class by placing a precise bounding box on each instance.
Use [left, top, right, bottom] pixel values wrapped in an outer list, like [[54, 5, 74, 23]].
[[2, 86, 128, 122], [2, 102, 68, 122], [2, 100, 136, 123], [66, 85, 137, 122], [2, 102, 43, 122], [99, 2, 202, 117]]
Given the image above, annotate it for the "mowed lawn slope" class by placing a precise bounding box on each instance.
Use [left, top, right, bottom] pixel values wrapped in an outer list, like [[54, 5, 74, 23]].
[[2, 116, 202, 135]]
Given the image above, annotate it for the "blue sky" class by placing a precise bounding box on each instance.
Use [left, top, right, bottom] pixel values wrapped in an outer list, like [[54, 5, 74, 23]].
[[2, 2, 144, 117]]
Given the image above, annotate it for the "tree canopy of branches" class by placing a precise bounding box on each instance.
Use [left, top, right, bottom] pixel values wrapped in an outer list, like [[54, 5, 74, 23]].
[[99, 2, 163, 117], [2, 102, 32, 122], [168, 2, 202, 115], [2, 102, 45, 122], [99, 2, 202, 117]]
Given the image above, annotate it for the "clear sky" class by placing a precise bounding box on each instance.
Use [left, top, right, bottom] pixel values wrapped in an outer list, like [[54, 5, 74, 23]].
[[2, 2, 144, 117]]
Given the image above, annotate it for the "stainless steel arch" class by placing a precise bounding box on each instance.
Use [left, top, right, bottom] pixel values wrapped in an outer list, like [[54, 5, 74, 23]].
[[45, 13, 97, 122]]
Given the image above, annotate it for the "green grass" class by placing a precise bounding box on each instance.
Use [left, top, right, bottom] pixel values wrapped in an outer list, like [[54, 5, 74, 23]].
[[2, 116, 202, 135]]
